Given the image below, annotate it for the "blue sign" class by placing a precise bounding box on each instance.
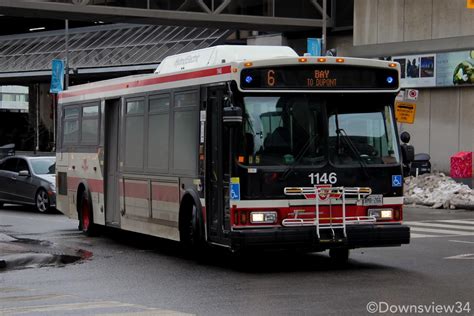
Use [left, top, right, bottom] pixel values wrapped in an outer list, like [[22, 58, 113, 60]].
[[230, 183, 240, 201], [307, 38, 322, 56], [50, 59, 65, 94], [392, 175, 403, 187]]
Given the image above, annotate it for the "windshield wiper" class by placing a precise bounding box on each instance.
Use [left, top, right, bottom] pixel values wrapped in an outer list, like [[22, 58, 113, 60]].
[[281, 132, 320, 180], [336, 128, 369, 179]]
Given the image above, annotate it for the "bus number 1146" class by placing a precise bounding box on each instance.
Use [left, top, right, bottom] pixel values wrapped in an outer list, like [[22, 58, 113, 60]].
[[308, 172, 337, 185]]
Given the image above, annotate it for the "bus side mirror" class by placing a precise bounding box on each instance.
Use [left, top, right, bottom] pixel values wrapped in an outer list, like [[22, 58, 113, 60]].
[[400, 131, 411, 144], [401, 144, 415, 163], [400, 131, 414, 163], [223, 106, 242, 126]]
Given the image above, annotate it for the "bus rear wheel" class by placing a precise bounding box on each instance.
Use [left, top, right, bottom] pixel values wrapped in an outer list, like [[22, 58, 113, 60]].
[[79, 192, 99, 236], [329, 248, 350, 264]]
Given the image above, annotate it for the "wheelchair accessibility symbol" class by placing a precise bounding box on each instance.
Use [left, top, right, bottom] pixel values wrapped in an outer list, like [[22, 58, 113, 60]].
[[392, 175, 402, 187], [230, 183, 240, 200]]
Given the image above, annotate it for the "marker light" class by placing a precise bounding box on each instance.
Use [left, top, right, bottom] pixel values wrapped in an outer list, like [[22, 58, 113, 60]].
[[244, 62, 253, 67], [386, 76, 394, 84], [298, 57, 308, 63], [336, 58, 345, 63], [389, 63, 397, 68], [245, 76, 253, 84], [317, 58, 327, 62]]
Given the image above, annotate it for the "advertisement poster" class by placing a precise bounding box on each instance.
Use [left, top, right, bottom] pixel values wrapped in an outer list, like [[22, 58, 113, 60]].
[[390, 50, 474, 88], [392, 54, 436, 88], [436, 50, 474, 87], [50, 59, 65, 93]]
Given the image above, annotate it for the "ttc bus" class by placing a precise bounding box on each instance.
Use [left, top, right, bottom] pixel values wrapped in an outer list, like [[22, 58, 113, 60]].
[[56, 45, 410, 261]]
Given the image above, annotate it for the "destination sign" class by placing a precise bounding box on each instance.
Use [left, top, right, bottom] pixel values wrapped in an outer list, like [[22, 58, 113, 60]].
[[240, 65, 399, 90]]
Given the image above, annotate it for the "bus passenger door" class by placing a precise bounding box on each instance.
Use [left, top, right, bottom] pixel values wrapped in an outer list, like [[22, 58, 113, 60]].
[[206, 87, 231, 245], [104, 98, 121, 227]]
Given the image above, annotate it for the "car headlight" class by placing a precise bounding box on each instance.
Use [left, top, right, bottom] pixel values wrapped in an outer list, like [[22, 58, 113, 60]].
[[250, 211, 277, 224], [368, 208, 394, 220]]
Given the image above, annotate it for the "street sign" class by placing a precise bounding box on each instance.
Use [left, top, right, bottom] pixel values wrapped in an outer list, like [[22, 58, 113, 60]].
[[468, 0, 474, 9], [395, 90, 405, 101], [406, 89, 418, 101], [395, 101, 416, 124]]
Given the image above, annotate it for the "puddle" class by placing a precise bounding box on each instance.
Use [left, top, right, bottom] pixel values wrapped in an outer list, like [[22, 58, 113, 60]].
[[0, 234, 92, 271]]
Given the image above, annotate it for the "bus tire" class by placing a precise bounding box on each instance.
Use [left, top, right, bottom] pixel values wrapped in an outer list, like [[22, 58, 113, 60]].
[[329, 248, 350, 264], [180, 202, 205, 254], [78, 190, 99, 237]]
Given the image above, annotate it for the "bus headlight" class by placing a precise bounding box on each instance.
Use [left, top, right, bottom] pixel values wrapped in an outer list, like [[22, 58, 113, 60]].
[[368, 208, 394, 220], [250, 211, 277, 224]]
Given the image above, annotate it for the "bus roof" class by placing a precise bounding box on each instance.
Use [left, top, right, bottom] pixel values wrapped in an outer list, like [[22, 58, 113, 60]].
[[155, 45, 298, 75]]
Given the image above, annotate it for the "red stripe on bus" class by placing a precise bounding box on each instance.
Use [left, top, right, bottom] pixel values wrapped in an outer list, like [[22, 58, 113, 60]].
[[67, 177, 104, 194], [59, 66, 232, 100], [151, 184, 179, 203], [122, 180, 179, 203], [122, 181, 148, 199]]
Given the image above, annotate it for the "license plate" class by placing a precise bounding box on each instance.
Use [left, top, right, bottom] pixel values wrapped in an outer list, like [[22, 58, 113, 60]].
[[363, 194, 383, 206]]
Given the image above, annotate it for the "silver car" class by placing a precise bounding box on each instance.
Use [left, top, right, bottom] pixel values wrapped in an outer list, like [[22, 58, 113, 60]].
[[0, 156, 56, 213]]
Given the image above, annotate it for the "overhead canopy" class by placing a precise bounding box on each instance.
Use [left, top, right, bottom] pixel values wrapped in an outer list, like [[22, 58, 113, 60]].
[[0, 23, 231, 83]]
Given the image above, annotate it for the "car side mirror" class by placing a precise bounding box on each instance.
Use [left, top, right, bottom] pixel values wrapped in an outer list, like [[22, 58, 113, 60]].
[[18, 170, 30, 177]]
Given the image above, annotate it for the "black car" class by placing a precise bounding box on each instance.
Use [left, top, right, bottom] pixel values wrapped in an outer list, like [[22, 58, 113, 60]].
[[0, 156, 56, 212]]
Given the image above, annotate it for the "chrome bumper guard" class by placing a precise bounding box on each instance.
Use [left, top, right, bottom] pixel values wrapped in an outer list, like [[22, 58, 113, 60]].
[[283, 186, 374, 239]]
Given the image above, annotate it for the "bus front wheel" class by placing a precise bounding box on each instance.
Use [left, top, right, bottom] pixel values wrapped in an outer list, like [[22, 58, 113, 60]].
[[181, 203, 205, 254]]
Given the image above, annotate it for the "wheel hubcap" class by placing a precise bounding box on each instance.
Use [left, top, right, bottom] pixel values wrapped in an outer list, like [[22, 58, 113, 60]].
[[37, 191, 48, 212]]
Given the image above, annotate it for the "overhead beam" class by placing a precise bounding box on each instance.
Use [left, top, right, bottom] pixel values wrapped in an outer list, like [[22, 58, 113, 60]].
[[347, 35, 474, 57], [0, 0, 330, 31]]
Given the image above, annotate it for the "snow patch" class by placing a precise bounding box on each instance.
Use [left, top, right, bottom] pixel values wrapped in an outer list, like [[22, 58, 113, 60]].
[[404, 172, 474, 210]]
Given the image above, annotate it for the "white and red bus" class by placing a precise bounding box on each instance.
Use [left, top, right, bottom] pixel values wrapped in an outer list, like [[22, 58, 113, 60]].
[[56, 45, 410, 261]]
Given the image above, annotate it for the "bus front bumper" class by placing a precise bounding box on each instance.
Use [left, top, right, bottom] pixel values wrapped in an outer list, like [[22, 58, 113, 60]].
[[229, 224, 410, 251]]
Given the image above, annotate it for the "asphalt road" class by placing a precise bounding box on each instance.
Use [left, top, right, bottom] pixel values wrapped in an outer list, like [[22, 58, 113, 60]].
[[0, 205, 473, 316]]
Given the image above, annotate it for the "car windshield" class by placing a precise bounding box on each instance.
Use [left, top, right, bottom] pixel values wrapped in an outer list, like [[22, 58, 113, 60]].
[[236, 93, 400, 167], [30, 158, 56, 175]]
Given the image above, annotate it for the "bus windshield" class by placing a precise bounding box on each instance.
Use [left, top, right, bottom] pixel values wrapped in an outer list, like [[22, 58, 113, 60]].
[[239, 95, 326, 166], [237, 94, 400, 167]]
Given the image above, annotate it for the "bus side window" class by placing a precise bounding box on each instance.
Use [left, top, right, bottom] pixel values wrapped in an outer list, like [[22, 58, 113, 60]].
[[173, 90, 199, 175], [63, 107, 80, 145], [147, 95, 170, 172], [81, 104, 99, 144], [124, 99, 145, 170]]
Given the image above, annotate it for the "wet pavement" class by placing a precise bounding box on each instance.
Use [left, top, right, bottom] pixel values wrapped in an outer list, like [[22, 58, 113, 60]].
[[0, 204, 473, 315], [0, 232, 89, 271]]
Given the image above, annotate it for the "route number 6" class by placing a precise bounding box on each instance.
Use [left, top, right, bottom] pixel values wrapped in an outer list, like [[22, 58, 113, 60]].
[[308, 172, 337, 184]]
